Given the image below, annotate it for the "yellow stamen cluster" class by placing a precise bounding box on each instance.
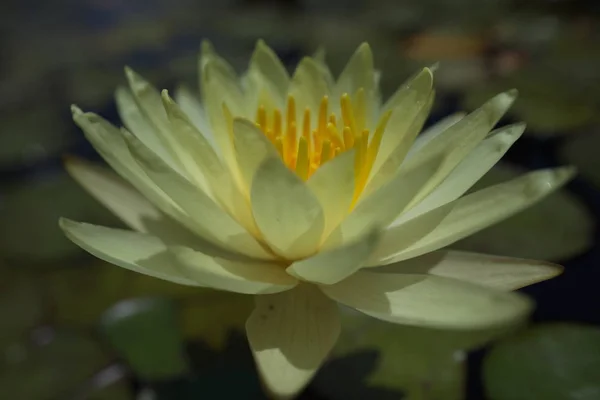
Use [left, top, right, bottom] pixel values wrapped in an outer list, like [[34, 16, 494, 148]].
[[255, 90, 392, 200]]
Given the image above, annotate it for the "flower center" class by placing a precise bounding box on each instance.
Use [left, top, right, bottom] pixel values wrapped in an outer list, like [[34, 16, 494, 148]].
[[254, 90, 391, 200]]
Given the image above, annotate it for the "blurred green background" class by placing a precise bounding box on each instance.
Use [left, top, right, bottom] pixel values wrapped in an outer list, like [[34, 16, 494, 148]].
[[1, 0, 599, 399]]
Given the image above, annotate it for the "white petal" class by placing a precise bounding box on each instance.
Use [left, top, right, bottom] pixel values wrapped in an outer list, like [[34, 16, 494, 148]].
[[367, 77, 435, 194], [114, 86, 173, 166], [406, 112, 466, 159], [289, 57, 330, 122], [124, 129, 275, 261], [335, 43, 374, 100], [287, 229, 380, 285], [382, 167, 576, 264], [199, 40, 238, 82], [366, 202, 455, 266], [123, 68, 183, 169], [173, 85, 217, 151], [325, 158, 440, 248], [312, 47, 335, 92], [59, 218, 199, 286], [232, 118, 279, 197], [246, 285, 341, 398], [322, 271, 533, 330], [307, 150, 355, 238], [71, 106, 189, 226], [251, 157, 325, 259], [399, 123, 525, 222], [162, 92, 258, 234], [376, 250, 563, 291], [248, 40, 290, 105], [171, 246, 297, 294], [403, 90, 518, 208], [64, 157, 196, 243], [201, 60, 246, 171], [369, 68, 434, 181]]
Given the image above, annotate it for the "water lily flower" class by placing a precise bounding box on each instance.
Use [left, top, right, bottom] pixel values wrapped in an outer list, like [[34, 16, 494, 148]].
[[61, 41, 573, 398]]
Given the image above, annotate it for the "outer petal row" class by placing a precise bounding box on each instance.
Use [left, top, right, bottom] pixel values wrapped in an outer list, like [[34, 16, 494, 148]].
[[60, 219, 296, 294]]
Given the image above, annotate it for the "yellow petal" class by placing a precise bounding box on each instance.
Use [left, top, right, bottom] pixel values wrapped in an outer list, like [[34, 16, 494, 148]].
[[400, 123, 525, 221], [287, 229, 380, 285], [382, 167, 576, 264], [321, 271, 532, 330], [123, 129, 275, 261], [251, 157, 325, 259], [171, 246, 297, 294], [325, 157, 440, 248], [377, 250, 563, 291], [307, 149, 356, 239], [246, 285, 340, 398], [59, 219, 199, 286]]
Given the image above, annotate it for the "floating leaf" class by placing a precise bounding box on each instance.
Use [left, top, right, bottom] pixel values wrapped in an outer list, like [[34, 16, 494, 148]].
[[317, 308, 472, 400], [484, 323, 600, 400], [100, 298, 189, 381]]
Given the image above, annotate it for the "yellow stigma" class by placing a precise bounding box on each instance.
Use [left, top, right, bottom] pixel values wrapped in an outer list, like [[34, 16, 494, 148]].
[[253, 90, 391, 199]]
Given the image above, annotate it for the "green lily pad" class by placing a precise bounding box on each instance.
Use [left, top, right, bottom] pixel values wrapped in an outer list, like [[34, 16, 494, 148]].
[[46, 261, 250, 351], [0, 330, 111, 400], [453, 163, 592, 261], [483, 323, 600, 400], [100, 298, 189, 381], [321, 308, 474, 400]]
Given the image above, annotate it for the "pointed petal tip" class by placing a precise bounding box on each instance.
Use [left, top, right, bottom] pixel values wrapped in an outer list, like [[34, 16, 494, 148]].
[[58, 216, 75, 231], [200, 39, 214, 53], [506, 88, 519, 98], [70, 104, 82, 115], [256, 38, 267, 48], [526, 166, 576, 198], [123, 65, 135, 79], [159, 89, 173, 107], [556, 165, 577, 182]]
